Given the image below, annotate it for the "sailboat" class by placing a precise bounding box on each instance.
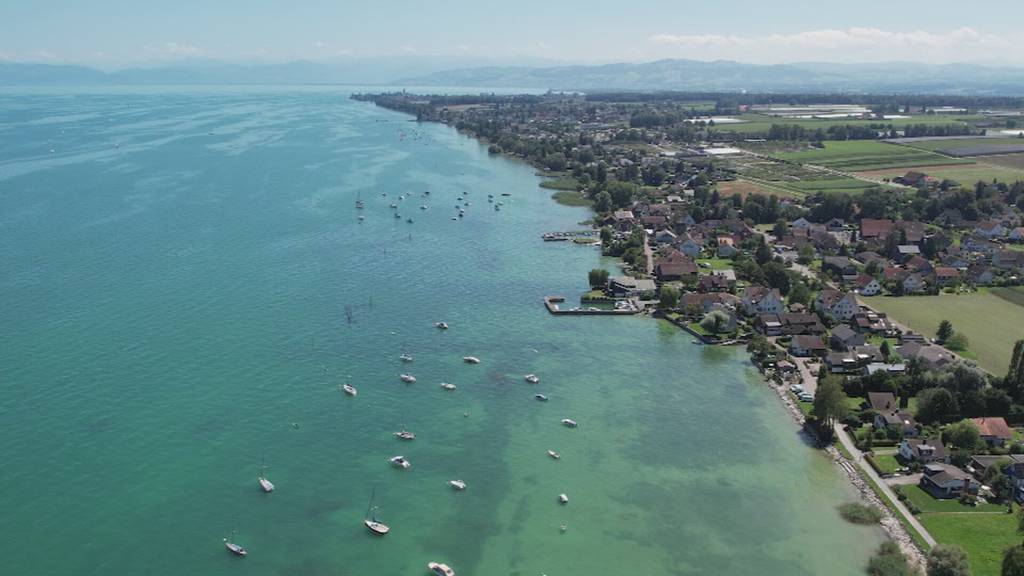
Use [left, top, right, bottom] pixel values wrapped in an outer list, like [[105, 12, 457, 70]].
[[223, 530, 248, 556], [364, 486, 390, 535], [394, 412, 416, 440], [258, 456, 275, 493], [355, 190, 365, 210]]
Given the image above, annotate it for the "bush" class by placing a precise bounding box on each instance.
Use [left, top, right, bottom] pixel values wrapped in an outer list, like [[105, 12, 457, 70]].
[[838, 502, 884, 525], [866, 541, 914, 576], [946, 331, 969, 351]]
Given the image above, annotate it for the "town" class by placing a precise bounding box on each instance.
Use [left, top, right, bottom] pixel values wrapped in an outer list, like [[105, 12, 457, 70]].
[[358, 90, 1024, 576]]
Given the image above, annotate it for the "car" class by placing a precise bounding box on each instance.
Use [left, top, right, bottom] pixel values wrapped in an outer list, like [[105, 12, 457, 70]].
[[789, 384, 804, 394], [699, 262, 710, 268], [798, 392, 814, 402]]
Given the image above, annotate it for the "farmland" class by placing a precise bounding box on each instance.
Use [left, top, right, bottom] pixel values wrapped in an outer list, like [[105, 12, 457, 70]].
[[862, 289, 1024, 374], [854, 162, 1024, 186], [898, 137, 1024, 157], [716, 113, 983, 135], [919, 513, 1017, 576], [769, 141, 970, 172], [724, 153, 883, 196]]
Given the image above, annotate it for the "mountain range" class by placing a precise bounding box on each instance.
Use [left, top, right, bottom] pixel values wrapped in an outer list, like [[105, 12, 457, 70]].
[[3, 58, 1024, 94]]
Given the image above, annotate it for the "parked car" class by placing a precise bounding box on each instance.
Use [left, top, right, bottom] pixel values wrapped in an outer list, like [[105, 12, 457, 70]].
[[798, 392, 814, 402]]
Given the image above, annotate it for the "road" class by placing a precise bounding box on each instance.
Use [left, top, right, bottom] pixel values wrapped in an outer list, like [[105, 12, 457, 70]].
[[835, 424, 938, 547]]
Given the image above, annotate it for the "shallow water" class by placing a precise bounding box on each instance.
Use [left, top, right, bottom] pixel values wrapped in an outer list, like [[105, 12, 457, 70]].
[[0, 87, 882, 575]]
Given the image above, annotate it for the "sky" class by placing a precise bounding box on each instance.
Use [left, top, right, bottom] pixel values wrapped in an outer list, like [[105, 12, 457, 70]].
[[3, 0, 1024, 68]]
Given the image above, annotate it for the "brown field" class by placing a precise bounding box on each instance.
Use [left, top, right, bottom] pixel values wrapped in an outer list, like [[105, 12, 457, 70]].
[[982, 153, 1024, 170], [854, 161, 1024, 185], [854, 164, 976, 179], [716, 178, 798, 199]]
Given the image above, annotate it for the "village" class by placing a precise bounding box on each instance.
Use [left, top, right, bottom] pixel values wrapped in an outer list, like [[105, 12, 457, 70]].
[[358, 89, 1024, 575]]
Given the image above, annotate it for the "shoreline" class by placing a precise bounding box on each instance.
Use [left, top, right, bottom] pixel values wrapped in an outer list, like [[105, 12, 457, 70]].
[[361, 96, 925, 567]]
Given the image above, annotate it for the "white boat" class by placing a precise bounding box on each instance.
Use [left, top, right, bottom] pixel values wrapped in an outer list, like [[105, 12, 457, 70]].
[[390, 456, 411, 469], [428, 562, 456, 576], [524, 374, 539, 384], [420, 205, 428, 210], [547, 450, 561, 459], [559, 493, 569, 504], [462, 356, 480, 364], [258, 456, 275, 493], [448, 479, 467, 490], [561, 418, 578, 428], [434, 322, 449, 330], [364, 486, 390, 535], [400, 374, 417, 383], [224, 531, 248, 556], [440, 382, 456, 391], [341, 384, 357, 396], [535, 393, 548, 401], [390, 203, 398, 208], [400, 353, 414, 363], [395, 413, 415, 440]]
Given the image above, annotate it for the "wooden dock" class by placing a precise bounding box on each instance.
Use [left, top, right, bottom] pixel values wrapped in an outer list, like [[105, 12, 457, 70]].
[[544, 296, 639, 316]]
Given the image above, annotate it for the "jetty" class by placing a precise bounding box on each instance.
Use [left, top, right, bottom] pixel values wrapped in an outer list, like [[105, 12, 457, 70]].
[[542, 231, 598, 242], [544, 296, 639, 316]]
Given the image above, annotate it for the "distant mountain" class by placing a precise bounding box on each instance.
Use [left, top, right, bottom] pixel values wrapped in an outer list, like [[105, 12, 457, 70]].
[[5, 58, 1024, 94], [396, 59, 1024, 94]]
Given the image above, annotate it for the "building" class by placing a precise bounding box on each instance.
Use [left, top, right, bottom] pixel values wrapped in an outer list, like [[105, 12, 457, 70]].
[[790, 334, 827, 357], [608, 276, 657, 297], [852, 274, 882, 296], [741, 286, 785, 316], [899, 438, 947, 464], [654, 250, 698, 282], [830, 325, 865, 350], [815, 289, 859, 321], [971, 417, 1014, 447], [919, 463, 980, 499]]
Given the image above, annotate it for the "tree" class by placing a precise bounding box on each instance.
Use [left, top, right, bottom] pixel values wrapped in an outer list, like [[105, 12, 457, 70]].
[[937, 320, 954, 343], [1006, 340, 1024, 401], [700, 309, 732, 334], [599, 226, 613, 244], [797, 244, 816, 265], [755, 240, 772, 266], [762, 261, 791, 295], [593, 191, 613, 213], [943, 420, 981, 452], [945, 331, 969, 352], [867, 541, 913, 576], [927, 545, 972, 576], [916, 387, 960, 424], [588, 268, 609, 289], [659, 286, 680, 310], [812, 376, 850, 430], [881, 340, 892, 360], [772, 218, 788, 240], [1003, 545, 1024, 576], [788, 281, 811, 307]]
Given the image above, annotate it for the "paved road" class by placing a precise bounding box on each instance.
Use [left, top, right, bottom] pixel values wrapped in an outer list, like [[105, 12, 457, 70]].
[[835, 425, 937, 547]]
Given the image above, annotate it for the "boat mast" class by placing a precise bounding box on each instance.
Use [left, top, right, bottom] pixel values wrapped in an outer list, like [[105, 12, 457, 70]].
[[365, 485, 377, 520]]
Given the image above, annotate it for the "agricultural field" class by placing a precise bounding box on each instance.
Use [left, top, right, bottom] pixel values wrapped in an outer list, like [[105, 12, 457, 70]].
[[899, 137, 1024, 157], [725, 154, 883, 196], [982, 153, 1024, 171], [717, 113, 983, 135], [919, 512, 1017, 576], [854, 161, 1024, 186], [770, 141, 971, 172], [714, 178, 799, 199], [862, 288, 1024, 374]]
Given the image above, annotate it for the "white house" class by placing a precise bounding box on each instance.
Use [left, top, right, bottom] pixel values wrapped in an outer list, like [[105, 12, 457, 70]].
[[654, 229, 678, 244], [815, 289, 859, 321], [853, 274, 882, 296], [742, 286, 785, 316], [902, 273, 925, 293], [677, 234, 702, 258]]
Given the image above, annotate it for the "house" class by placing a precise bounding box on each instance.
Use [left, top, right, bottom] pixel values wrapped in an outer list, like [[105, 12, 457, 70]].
[[677, 234, 703, 258], [966, 264, 995, 286], [894, 171, 932, 187], [698, 273, 733, 293], [968, 455, 1024, 500], [815, 289, 859, 321], [896, 342, 956, 370], [826, 351, 861, 373], [902, 273, 926, 294], [993, 250, 1024, 271], [790, 334, 827, 357], [830, 325, 866, 350], [822, 256, 858, 278], [716, 236, 738, 258], [653, 229, 678, 244], [780, 313, 826, 335], [611, 210, 635, 232], [654, 250, 698, 282], [962, 235, 998, 254], [852, 274, 882, 296], [920, 463, 980, 499], [933, 267, 960, 286], [971, 417, 1014, 447], [975, 220, 1008, 239], [899, 437, 947, 464], [756, 314, 783, 336], [681, 292, 741, 315], [742, 286, 785, 316], [875, 410, 918, 438], [860, 218, 895, 240], [826, 218, 846, 231], [1010, 227, 1024, 243], [855, 251, 888, 268], [791, 217, 812, 230], [608, 276, 657, 297], [897, 245, 922, 259], [868, 392, 899, 412], [904, 255, 934, 275]]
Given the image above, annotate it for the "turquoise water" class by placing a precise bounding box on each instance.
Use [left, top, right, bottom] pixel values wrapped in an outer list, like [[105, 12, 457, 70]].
[[0, 87, 882, 575]]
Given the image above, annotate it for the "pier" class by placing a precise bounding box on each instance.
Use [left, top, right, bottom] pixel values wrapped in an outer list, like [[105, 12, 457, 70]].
[[544, 296, 639, 316], [541, 230, 598, 242]]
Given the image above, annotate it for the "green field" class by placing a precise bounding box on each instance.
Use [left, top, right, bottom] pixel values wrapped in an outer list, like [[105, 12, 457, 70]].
[[902, 485, 1004, 513], [868, 453, 902, 475], [899, 137, 1024, 154], [854, 161, 1024, 186], [772, 141, 971, 172], [718, 113, 983, 135], [920, 512, 1018, 576], [863, 289, 1024, 374]]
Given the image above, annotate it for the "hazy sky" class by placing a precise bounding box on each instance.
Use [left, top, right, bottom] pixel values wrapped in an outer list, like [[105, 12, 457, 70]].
[[3, 0, 1024, 67]]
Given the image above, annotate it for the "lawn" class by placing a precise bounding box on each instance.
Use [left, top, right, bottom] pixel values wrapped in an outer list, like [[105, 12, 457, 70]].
[[771, 141, 971, 172], [902, 485, 1005, 513], [696, 257, 735, 271], [868, 453, 902, 475], [862, 290, 1024, 374], [550, 190, 593, 207], [854, 162, 1024, 186], [920, 512, 1018, 576]]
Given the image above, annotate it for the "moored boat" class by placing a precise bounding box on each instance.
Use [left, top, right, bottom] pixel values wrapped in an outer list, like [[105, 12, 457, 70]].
[[400, 353, 414, 363], [224, 531, 247, 556], [364, 486, 390, 535], [440, 382, 456, 391], [428, 562, 456, 576], [341, 383, 357, 396], [400, 373, 416, 383], [258, 456, 275, 493], [389, 455, 411, 469], [448, 479, 466, 490], [547, 449, 561, 459], [561, 418, 578, 428], [535, 393, 548, 401], [434, 321, 449, 330], [559, 493, 569, 504], [462, 356, 480, 364], [524, 374, 539, 384]]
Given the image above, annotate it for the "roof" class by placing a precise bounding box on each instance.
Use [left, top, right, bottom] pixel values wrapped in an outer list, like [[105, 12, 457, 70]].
[[861, 218, 895, 239], [971, 417, 1014, 440], [904, 437, 947, 460], [868, 392, 898, 412], [923, 463, 972, 487], [831, 325, 859, 342], [792, 334, 826, 350]]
